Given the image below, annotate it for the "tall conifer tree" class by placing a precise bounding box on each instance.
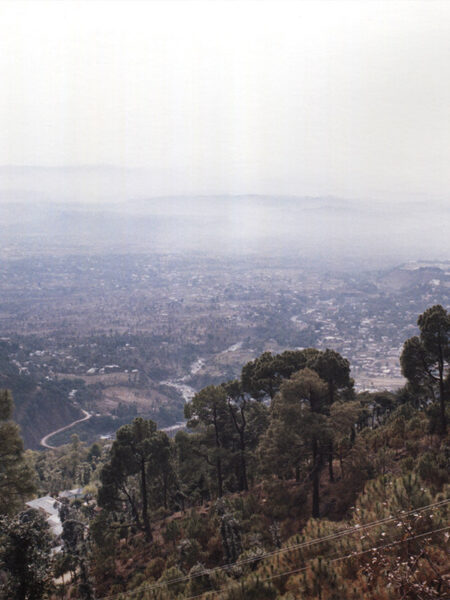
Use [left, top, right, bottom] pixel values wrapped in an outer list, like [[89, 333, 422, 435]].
[[0, 389, 36, 516]]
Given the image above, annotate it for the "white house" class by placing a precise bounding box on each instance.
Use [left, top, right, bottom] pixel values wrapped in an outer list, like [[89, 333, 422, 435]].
[[26, 495, 63, 538]]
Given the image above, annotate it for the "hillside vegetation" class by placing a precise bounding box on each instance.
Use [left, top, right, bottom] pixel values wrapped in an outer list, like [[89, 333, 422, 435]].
[[0, 305, 449, 600]]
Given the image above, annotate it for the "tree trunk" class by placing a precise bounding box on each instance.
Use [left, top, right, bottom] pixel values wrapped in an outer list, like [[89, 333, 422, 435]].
[[239, 430, 248, 491], [328, 381, 334, 405], [312, 437, 320, 518], [231, 403, 248, 492], [17, 580, 27, 600], [216, 455, 223, 498], [123, 487, 141, 531], [213, 408, 223, 497], [339, 452, 344, 478], [328, 440, 334, 482], [438, 344, 447, 435], [162, 473, 168, 510], [140, 457, 152, 541]]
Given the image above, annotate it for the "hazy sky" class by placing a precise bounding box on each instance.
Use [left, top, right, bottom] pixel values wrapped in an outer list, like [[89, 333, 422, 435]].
[[1, 0, 449, 201]]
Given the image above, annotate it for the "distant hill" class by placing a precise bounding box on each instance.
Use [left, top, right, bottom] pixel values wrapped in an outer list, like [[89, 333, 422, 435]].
[[377, 263, 450, 292], [1, 166, 450, 267]]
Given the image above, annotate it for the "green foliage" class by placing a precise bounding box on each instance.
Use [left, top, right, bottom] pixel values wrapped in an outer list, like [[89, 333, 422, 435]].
[[220, 577, 278, 600], [177, 537, 203, 571], [157, 566, 186, 597], [216, 499, 243, 564], [241, 349, 319, 399], [241, 348, 353, 404], [401, 304, 450, 434], [184, 385, 229, 497], [98, 418, 172, 541], [174, 430, 210, 507], [416, 446, 449, 490], [309, 348, 353, 403], [33, 434, 100, 496], [0, 390, 36, 515], [0, 387, 13, 420], [144, 556, 166, 581], [163, 518, 181, 549], [186, 562, 213, 596], [8, 308, 446, 600], [184, 509, 212, 547], [0, 508, 53, 600], [259, 368, 331, 517], [87, 442, 102, 463]]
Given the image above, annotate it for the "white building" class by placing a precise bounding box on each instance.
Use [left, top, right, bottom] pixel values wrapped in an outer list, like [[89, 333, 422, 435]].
[[26, 495, 62, 538]]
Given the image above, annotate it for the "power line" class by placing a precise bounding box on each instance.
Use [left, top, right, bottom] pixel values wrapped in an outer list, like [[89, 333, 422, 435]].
[[260, 525, 450, 585], [97, 498, 449, 600], [98, 499, 449, 599], [183, 525, 450, 600]]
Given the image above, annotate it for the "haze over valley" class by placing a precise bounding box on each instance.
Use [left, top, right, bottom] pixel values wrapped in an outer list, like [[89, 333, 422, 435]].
[[1, 166, 449, 267]]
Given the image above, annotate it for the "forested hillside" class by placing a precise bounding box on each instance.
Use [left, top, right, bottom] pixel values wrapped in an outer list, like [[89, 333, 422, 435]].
[[0, 341, 83, 448], [0, 305, 448, 600]]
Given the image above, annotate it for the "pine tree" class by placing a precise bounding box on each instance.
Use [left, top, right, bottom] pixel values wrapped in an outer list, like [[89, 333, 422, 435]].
[[0, 508, 53, 600], [401, 305, 450, 434], [216, 499, 242, 564], [0, 389, 36, 516], [98, 418, 173, 541], [259, 368, 330, 517], [184, 386, 230, 498]]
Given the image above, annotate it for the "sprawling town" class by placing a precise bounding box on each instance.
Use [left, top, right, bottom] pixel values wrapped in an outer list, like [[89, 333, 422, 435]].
[[1, 252, 449, 447]]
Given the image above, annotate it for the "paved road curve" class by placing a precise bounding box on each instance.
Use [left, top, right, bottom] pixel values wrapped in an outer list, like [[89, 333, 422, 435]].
[[40, 409, 92, 449]]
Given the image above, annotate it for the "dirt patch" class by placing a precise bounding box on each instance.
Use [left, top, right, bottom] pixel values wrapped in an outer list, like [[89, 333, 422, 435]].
[[57, 372, 130, 385], [97, 385, 173, 414], [356, 375, 405, 391]]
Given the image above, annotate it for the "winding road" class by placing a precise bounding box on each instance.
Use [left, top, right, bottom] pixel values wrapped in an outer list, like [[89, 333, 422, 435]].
[[40, 409, 92, 449]]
